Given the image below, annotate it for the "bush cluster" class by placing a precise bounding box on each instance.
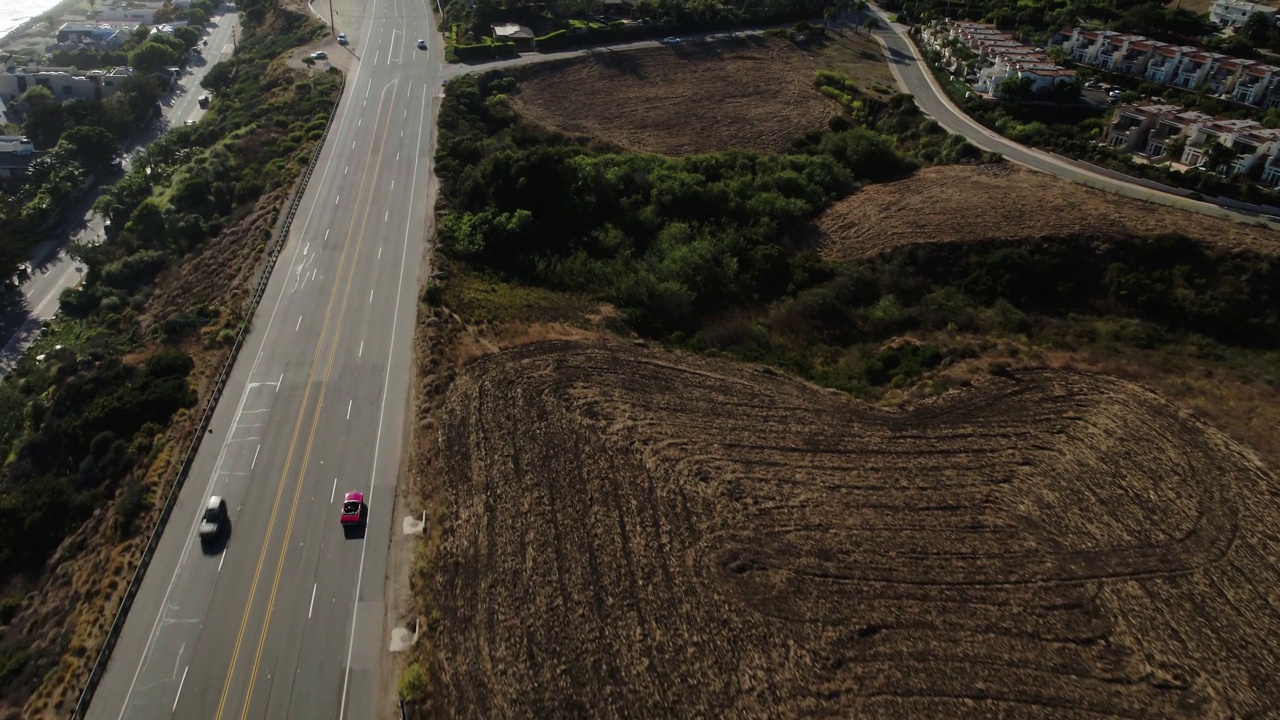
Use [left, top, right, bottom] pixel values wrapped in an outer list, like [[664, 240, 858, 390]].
[[437, 74, 931, 331], [435, 68, 1280, 402]]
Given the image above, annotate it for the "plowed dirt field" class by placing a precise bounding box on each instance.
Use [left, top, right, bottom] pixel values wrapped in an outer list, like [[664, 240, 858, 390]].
[[510, 39, 839, 155], [428, 339, 1280, 718], [816, 164, 1280, 260]]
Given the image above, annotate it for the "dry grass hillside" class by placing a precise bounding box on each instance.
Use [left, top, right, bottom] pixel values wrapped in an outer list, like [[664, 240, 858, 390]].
[[815, 164, 1280, 260], [511, 38, 839, 155], [422, 339, 1280, 719]]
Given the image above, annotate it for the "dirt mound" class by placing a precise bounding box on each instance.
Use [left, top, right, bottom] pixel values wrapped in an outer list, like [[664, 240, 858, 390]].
[[511, 39, 838, 156], [428, 339, 1280, 718], [816, 164, 1280, 260]]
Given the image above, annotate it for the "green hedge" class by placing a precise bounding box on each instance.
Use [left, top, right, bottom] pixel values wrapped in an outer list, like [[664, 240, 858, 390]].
[[534, 29, 569, 51], [454, 41, 518, 60]]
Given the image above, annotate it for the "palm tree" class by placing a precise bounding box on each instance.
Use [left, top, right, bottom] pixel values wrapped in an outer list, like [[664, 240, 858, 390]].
[[1203, 139, 1237, 176]]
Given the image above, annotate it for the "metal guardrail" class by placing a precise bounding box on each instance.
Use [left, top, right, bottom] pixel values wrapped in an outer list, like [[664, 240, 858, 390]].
[[70, 70, 347, 720]]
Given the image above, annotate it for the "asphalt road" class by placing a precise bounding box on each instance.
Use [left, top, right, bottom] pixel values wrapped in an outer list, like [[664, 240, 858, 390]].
[[0, 11, 243, 377], [866, 8, 1280, 230], [76, 8, 1278, 720], [85, 0, 441, 717]]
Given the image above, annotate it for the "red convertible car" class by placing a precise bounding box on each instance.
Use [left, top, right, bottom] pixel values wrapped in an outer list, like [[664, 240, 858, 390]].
[[340, 491, 364, 526]]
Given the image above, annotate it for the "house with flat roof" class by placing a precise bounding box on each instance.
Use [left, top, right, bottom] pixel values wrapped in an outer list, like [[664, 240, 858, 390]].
[[0, 136, 39, 181], [1210, 0, 1276, 27], [0, 65, 135, 104]]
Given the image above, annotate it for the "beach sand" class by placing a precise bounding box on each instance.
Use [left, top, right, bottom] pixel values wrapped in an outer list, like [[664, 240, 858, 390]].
[[1, 0, 92, 53]]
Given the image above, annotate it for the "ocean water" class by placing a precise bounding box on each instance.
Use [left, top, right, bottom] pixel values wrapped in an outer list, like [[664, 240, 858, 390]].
[[0, 0, 67, 40]]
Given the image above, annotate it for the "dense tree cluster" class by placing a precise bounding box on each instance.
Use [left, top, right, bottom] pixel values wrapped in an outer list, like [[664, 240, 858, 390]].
[[886, 0, 1213, 43], [437, 74, 923, 331], [436, 69, 1280, 401]]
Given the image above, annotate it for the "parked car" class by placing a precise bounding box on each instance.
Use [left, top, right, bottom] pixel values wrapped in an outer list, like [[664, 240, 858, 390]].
[[662, 36, 681, 44], [340, 491, 365, 526], [198, 496, 227, 541], [312, 50, 328, 59], [417, 38, 427, 49], [198, 94, 209, 108], [1108, 90, 1124, 99], [337, 32, 348, 45]]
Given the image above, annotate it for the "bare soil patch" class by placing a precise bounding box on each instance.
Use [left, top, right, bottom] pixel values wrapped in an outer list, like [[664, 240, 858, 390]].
[[809, 28, 900, 91], [426, 338, 1280, 718], [511, 38, 840, 155], [816, 164, 1280, 260]]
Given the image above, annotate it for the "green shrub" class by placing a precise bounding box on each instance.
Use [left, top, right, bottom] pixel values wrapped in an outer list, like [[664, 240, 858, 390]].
[[534, 29, 568, 51], [0, 596, 21, 625], [399, 662, 429, 702], [114, 479, 150, 540]]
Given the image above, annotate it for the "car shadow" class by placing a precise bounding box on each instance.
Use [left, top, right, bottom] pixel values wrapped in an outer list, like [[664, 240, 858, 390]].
[[200, 517, 232, 555], [342, 507, 368, 540]]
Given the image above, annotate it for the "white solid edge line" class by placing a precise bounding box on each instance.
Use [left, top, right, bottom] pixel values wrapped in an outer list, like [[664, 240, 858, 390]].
[[172, 666, 188, 712], [336, 74, 428, 720], [110, 0, 381, 713]]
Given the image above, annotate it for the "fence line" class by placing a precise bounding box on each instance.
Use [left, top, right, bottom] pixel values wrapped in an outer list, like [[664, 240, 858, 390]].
[[70, 70, 347, 720]]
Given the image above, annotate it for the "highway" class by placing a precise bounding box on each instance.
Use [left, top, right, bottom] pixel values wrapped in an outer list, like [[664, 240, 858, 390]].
[[85, 0, 441, 716], [76, 5, 1278, 719]]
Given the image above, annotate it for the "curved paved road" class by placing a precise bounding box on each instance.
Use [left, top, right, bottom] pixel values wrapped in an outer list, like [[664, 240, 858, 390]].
[[86, 0, 442, 717], [865, 8, 1280, 230]]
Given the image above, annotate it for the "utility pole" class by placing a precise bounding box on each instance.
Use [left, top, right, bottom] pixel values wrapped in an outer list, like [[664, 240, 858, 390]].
[[329, 0, 337, 35]]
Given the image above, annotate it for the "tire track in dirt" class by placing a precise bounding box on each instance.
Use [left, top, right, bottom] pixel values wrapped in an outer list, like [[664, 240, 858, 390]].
[[429, 339, 1280, 719]]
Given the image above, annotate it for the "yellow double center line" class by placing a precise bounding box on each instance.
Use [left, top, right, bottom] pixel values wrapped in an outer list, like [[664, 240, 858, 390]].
[[212, 80, 400, 720]]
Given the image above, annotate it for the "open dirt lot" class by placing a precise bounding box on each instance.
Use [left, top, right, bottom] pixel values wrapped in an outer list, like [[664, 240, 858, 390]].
[[427, 339, 1280, 718], [510, 38, 840, 156], [816, 164, 1280, 260]]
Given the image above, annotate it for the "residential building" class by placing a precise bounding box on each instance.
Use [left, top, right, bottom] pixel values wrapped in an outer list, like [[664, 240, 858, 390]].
[[56, 22, 119, 44], [1208, 57, 1254, 95], [95, 4, 160, 23], [0, 135, 38, 181], [1051, 26, 1280, 109], [1103, 103, 1181, 153], [1142, 45, 1193, 84], [1262, 149, 1280, 187], [1209, 0, 1277, 27], [53, 22, 130, 49], [0, 66, 135, 104], [491, 23, 535, 48], [1171, 51, 1226, 89], [1226, 126, 1280, 176], [922, 20, 1073, 97], [1103, 103, 1280, 185], [1182, 118, 1280, 172], [1233, 64, 1280, 104], [1143, 109, 1213, 159]]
